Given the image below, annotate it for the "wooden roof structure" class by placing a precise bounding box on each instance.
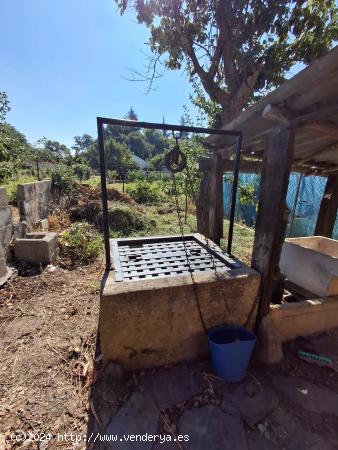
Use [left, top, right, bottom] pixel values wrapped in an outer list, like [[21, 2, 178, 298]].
[[205, 46, 338, 176]]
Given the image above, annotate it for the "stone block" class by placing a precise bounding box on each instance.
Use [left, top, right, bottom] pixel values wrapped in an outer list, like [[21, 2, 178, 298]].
[[14, 232, 58, 264], [0, 245, 7, 278], [0, 224, 13, 253], [0, 206, 12, 228], [222, 379, 279, 427], [17, 180, 51, 225], [280, 236, 338, 297], [106, 392, 159, 449], [0, 187, 9, 207], [179, 405, 248, 450], [138, 364, 205, 409], [0, 243, 12, 286]]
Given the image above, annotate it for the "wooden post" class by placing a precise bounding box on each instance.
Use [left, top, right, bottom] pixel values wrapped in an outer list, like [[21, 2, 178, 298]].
[[314, 174, 338, 237], [209, 154, 224, 245], [197, 172, 210, 237], [252, 127, 295, 325]]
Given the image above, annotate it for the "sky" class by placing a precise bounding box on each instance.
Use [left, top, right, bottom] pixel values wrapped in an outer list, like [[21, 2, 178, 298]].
[[0, 0, 195, 147]]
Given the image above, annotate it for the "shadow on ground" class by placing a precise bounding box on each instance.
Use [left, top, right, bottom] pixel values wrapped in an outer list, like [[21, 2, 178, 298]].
[[86, 331, 338, 450]]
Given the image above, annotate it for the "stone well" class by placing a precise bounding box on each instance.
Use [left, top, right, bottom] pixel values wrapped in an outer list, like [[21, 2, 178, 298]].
[[100, 234, 260, 369]]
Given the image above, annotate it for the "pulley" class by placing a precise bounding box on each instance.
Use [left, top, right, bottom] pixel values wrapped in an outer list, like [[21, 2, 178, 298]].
[[164, 131, 187, 173]]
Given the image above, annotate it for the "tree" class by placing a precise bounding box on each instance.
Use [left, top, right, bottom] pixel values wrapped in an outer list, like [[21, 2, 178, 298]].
[[104, 138, 137, 177], [72, 134, 94, 157], [126, 131, 153, 160], [144, 129, 169, 155], [0, 92, 35, 181], [37, 138, 71, 162], [148, 153, 164, 171], [125, 106, 138, 121], [116, 1, 337, 124], [0, 92, 10, 124]]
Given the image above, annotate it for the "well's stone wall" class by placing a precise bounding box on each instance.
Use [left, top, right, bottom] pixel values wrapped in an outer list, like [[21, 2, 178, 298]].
[[100, 252, 260, 369], [17, 180, 51, 226]]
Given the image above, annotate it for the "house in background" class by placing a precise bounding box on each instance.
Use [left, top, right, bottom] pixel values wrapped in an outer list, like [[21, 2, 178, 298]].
[[132, 154, 148, 171]]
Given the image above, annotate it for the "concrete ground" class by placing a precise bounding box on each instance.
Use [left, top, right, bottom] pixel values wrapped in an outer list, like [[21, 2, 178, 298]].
[[88, 332, 338, 450]]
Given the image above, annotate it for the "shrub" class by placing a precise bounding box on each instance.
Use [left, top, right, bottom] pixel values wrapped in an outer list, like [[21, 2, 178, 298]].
[[127, 170, 146, 182], [73, 163, 91, 181], [107, 169, 118, 183], [0, 162, 14, 184], [107, 203, 155, 235], [60, 222, 102, 263], [51, 165, 76, 196], [126, 181, 165, 204]]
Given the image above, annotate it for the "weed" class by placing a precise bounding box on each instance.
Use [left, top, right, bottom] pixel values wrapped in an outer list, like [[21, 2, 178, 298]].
[[60, 222, 102, 264]]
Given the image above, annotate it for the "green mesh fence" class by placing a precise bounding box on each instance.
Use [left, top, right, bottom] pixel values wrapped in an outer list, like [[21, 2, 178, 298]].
[[224, 172, 338, 239]]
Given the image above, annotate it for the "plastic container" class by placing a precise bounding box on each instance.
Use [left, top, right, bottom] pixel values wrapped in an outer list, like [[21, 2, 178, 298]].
[[208, 325, 256, 382]]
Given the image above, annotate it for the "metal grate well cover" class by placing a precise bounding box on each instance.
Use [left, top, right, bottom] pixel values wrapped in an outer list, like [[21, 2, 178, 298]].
[[111, 235, 240, 282]]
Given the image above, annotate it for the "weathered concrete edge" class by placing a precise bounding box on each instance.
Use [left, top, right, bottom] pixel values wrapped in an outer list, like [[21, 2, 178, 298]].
[[102, 266, 260, 296], [270, 295, 338, 341]]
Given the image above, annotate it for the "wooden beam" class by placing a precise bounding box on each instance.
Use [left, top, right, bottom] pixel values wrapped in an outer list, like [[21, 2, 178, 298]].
[[205, 47, 338, 149], [251, 127, 295, 325], [196, 173, 211, 237], [301, 123, 338, 140], [291, 103, 338, 128], [199, 156, 262, 174], [314, 174, 338, 237], [262, 104, 291, 126], [222, 159, 261, 174], [209, 154, 224, 245]]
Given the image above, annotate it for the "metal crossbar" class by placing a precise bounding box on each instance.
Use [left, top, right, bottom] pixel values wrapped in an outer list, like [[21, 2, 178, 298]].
[[97, 117, 242, 270]]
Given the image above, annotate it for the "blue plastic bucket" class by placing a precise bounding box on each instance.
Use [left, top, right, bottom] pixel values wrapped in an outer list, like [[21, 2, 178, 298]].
[[208, 325, 256, 382]]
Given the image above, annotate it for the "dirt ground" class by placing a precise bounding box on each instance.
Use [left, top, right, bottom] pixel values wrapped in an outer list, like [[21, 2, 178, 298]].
[[1, 259, 338, 450], [0, 261, 102, 449]]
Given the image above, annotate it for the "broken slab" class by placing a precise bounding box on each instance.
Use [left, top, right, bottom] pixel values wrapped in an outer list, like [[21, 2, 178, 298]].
[[222, 379, 279, 427], [138, 364, 205, 410], [179, 404, 248, 450], [272, 375, 338, 416], [14, 232, 58, 264], [105, 392, 159, 449]]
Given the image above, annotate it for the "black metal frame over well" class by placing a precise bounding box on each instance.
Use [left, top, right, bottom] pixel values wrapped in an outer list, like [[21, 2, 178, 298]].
[[97, 117, 242, 271]]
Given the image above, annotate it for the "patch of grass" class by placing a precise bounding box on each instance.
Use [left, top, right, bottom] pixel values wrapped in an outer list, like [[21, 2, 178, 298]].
[[107, 203, 156, 236], [85, 176, 101, 187], [1, 174, 39, 203], [222, 220, 255, 265], [126, 181, 166, 204]]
